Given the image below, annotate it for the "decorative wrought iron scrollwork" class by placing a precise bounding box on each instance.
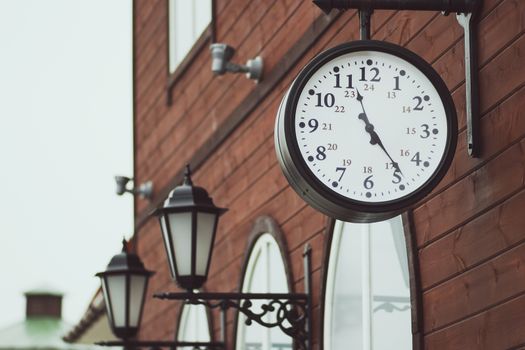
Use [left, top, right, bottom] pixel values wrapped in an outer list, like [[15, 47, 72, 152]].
[[155, 292, 310, 350]]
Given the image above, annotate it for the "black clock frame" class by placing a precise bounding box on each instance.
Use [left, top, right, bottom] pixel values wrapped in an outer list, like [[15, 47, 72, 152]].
[[275, 40, 457, 223]]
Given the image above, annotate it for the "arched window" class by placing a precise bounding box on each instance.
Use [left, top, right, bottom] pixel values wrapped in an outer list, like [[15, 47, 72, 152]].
[[324, 216, 413, 350], [236, 233, 292, 350], [176, 303, 211, 350]]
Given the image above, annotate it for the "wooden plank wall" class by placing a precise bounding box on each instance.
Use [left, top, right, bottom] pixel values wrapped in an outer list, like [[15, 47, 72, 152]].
[[133, 0, 525, 349]]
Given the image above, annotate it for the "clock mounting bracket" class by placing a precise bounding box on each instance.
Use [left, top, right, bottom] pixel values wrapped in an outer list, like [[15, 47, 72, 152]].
[[313, 0, 483, 158]]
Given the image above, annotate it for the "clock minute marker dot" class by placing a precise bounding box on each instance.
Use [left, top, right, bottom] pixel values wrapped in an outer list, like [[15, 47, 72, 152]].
[[424, 95, 430, 101], [400, 70, 406, 76], [366, 192, 372, 198], [366, 59, 373, 66], [433, 129, 439, 135], [399, 185, 406, 191], [332, 181, 338, 187], [334, 66, 340, 73], [299, 122, 306, 128], [308, 89, 315, 95], [308, 156, 314, 162]]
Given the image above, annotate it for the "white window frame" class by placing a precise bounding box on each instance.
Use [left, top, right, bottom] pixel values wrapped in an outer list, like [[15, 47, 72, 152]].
[[235, 233, 292, 350], [168, 0, 212, 74], [324, 217, 413, 350]]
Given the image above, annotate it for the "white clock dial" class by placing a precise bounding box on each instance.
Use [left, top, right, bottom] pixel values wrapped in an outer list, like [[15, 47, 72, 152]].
[[275, 41, 457, 222], [294, 50, 447, 203]]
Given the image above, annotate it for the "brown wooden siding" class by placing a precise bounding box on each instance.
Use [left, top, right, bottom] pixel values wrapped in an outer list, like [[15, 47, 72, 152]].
[[133, 0, 525, 348]]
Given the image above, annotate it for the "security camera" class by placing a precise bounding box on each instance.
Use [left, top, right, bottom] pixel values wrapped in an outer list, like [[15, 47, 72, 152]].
[[209, 42, 263, 81], [115, 176, 131, 196], [114, 176, 153, 200], [210, 43, 236, 75]]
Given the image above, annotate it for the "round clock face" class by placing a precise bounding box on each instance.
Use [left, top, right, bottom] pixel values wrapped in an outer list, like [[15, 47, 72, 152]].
[[275, 41, 457, 222]]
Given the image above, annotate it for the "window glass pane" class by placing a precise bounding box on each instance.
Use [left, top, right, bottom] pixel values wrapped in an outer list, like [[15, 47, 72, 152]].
[[168, 212, 193, 276], [128, 275, 147, 327], [237, 234, 292, 350], [168, 0, 211, 73], [324, 217, 413, 350], [370, 218, 412, 350], [195, 0, 211, 37], [177, 303, 211, 350], [196, 212, 216, 275], [106, 275, 126, 327]]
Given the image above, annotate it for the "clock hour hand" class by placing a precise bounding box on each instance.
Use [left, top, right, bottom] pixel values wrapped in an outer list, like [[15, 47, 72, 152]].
[[355, 88, 404, 176]]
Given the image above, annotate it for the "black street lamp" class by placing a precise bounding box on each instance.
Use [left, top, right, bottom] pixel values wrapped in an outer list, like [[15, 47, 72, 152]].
[[96, 240, 154, 340], [96, 165, 313, 350], [153, 165, 227, 291]]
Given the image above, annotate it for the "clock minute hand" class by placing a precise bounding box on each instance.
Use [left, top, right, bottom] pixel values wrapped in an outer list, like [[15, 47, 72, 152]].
[[358, 113, 404, 176], [355, 88, 404, 176]]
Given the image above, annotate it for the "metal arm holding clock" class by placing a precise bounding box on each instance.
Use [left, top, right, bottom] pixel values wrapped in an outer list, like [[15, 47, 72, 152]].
[[313, 0, 483, 158]]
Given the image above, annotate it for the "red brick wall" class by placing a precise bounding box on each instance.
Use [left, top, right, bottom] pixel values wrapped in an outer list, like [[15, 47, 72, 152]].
[[133, 0, 525, 348]]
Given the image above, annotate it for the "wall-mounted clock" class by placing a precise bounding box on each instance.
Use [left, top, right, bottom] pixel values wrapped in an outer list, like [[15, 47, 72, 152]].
[[275, 40, 457, 223]]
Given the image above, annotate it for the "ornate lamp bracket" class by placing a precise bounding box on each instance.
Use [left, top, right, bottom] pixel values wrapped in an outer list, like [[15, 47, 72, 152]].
[[155, 244, 313, 350], [313, 0, 483, 157], [96, 245, 313, 350]]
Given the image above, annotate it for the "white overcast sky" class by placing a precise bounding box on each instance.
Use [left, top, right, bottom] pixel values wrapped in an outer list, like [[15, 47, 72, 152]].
[[0, 0, 134, 328]]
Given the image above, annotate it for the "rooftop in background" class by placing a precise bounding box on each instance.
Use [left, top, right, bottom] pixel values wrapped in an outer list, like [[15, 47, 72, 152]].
[[0, 288, 99, 350]]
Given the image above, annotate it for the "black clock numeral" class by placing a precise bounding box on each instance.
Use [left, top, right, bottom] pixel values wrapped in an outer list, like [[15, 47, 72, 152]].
[[316, 146, 327, 161], [342, 159, 352, 166], [316, 93, 335, 107], [413, 96, 424, 111], [327, 143, 338, 151], [360, 67, 381, 82], [420, 124, 430, 139], [364, 175, 374, 189], [394, 76, 401, 91], [334, 74, 353, 89], [411, 152, 422, 166], [335, 167, 346, 181], [392, 170, 402, 184], [308, 119, 318, 133], [334, 106, 345, 113], [363, 166, 373, 174]]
